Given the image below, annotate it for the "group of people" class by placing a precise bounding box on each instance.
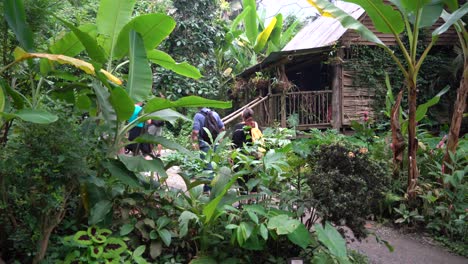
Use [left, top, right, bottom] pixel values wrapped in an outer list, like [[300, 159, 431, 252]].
[[125, 102, 164, 159]]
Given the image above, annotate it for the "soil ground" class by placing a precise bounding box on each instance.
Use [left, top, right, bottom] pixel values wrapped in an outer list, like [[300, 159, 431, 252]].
[[161, 151, 467, 264]]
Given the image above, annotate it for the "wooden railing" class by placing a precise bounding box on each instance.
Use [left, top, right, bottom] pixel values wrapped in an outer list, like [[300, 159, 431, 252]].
[[268, 90, 333, 129], [224, 90, 333, 130]]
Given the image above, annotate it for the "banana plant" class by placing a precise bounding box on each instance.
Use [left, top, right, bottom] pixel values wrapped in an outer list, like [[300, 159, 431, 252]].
[[440, 2, 468, 171], [223, 0, 300, 74], [307, 0, 468, 199]]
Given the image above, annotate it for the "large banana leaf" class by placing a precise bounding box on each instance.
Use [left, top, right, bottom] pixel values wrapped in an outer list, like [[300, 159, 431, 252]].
[[0, 79, 24, 109], [55, 17, 107, 64], [13, 47, 122, 85], [433, 3, 468, 37], [114, 14, 176, 59], [254, 17, 277, 52], [139, 109, 190, 125], [280, 20, 300, 47], [344, 0, 404, 34], [307, 0, 384, 46], [3, 0, 34, 51], [389, 0, 444, 28], [50, 24, 97, 57], [13, 109, 58, 124], [92, 81, 117, 127], [109, 87, 134, 122], [96, 0, 136, 58], [127, 31, 152, 102], [144, 96, 231, 113], [230, 6, 252, 31], [243, 0, 258, 44], [269, 14, 283, 48], [147, 50, 201, 79]]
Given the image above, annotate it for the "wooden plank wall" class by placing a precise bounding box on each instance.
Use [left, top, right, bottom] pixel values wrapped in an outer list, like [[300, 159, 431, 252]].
[[341, 8, 458, 46], [341, 70, 376, 125]]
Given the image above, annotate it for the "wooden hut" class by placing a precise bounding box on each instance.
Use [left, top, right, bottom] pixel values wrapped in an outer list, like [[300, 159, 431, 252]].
[[229, 1, 458, 130]]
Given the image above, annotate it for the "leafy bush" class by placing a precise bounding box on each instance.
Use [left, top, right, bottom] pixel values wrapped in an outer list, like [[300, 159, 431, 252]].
[[304, 144, 391, 238], [0, 110, 94, 263]]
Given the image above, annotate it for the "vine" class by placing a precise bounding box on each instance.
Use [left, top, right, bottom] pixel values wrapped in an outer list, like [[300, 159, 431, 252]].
[[345, 34, 459, 127]]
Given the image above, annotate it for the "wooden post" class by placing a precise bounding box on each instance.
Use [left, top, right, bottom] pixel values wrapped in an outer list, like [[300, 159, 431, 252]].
[[331, 49, 343, 129], [281, 90, 287, 127]]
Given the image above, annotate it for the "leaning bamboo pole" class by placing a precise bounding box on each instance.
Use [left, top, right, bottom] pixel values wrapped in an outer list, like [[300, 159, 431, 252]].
[[222, 95, 270, 125]]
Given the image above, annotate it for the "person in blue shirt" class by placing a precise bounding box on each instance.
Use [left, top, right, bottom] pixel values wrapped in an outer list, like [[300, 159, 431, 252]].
[[191, 107, 225, 152], [126, 102, 152, 157], [191, 107, 225, 192]]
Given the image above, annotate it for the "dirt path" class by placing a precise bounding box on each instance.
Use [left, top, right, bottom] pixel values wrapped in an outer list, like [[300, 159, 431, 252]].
[[347, 222, 467, 264]]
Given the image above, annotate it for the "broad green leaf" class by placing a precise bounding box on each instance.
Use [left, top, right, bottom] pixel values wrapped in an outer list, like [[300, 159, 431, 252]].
[[147, 50, 202, 79], [399, 0, 432, 11], [114, 14, 176, 59], [118, 155, 167, 178], [315, 222, 348, 260], [139, 109, 190, 125], [55, 17, 107, 64], [239, 222, 254, 241], [247, 211, 259, 224], [134, 135, 190, 155], [307, 0, 384, 45], [280, 20, 300, 47], [144, 96, 231, 113], [417, 1, 444, 28], [109, 87, 134, 122], [15, 109, 58, 124], [203, 167, 238, 223], [120, 224, 135, 236], [211, 164, 232, 198], [243, 0, 258, 44], [259, 224, 268, 240], [433, 3, 468, 37], [178, 211, 199, 237], [50, 24, 97, 56], [133, 245, 145, 257], [230, 6, 252, 31], [254, 17, 277, 52], [127, 31, 152, 102], [345, 0, 404, 34], [4, 0, 34, 51], [96, 0, 136, 58], [157, 229, 171, 247], [92, 81, 117, 127], [13, 47, 122, 85], [1, 79, 25, 110], [443, 0, 459, 11], [150, 241, 162, 259], [103, 159, 141, 188], [76, 94, 92, 111], [415, 86, 449, 122], [287, 224, 312, 249], [267, 215, 301, 235], [89, 200, 113, 225], [270, 14, 283, 47]]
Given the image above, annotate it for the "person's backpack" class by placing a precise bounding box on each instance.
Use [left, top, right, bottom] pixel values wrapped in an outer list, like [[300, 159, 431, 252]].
[[199, 111, 221, 144]]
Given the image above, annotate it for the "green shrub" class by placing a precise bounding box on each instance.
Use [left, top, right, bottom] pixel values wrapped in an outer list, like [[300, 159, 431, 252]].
[[305, 143, 391, 238], [0, 111, 93, 263]]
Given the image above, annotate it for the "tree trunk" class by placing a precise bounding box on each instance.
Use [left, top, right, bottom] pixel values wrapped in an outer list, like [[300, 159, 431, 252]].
[[407, 82, 419, 199], [443, 61, 468, 173], [391, 90, 406, 179]]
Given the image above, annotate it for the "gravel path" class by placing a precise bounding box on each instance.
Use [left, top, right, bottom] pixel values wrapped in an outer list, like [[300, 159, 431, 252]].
[[347, 222, 468, 264]]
